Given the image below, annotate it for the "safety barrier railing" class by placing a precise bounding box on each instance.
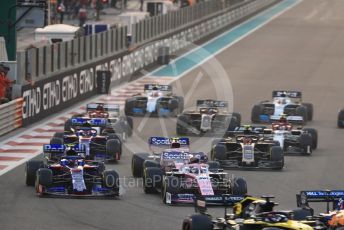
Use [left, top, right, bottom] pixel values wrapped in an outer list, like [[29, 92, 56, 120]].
[[16, 0, 266, 84], [0, 98, 23, 136]]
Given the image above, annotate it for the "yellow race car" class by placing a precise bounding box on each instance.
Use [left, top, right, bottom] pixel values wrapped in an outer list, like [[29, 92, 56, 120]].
[[182, 195, 324, 230]]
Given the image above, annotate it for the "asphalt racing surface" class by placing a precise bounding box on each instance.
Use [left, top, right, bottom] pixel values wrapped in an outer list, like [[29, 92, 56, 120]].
[[2, 0, 344, 229]]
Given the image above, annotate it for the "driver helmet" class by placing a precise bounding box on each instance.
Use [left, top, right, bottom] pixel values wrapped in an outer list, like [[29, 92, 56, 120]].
[[279, 114, 287, 123], [189, 157, 200, 164], [170, 139, 181, 149]]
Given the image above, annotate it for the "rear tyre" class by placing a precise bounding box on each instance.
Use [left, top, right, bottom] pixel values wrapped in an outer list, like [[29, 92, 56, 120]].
[[303, 128, 318, 150], [212, 144, 227, 161], [302, 103, 313, 121], [232, 112, 241, 126], [131, 153, 150, 177], [232, 177, 247, 195], [106, 139, 121, 161], [300, 133, 313, 156], [292, 208, 313, 220], [295, 106, 308, 124], [227, 116, 240, 131], [25, 160, 44, 186], [251, 104, 263, 123], [50, 137, 63, 145], [182, 214, 213, 230], [124, 99, 135, 116]]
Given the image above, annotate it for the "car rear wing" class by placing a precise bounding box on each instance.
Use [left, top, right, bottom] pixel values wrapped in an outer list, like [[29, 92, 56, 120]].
[[86, 103, 120, 112], [196, 100, 228, 108], [70, 118, 108, 127], [149, 137, 190, 147], [144, 84, 172, 91], [43, 144, 86, 160], [296, 190, 344, 212], [272, 90, 302, 98], [225, 125, 267, 137]]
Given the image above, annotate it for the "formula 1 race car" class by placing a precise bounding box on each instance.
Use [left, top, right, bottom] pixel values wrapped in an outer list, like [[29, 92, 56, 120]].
[[25, 145, 120, 198], [211, 129, 284, 170], [65, 103, 133, 140], [296, 190, 344, 230], [124, 84, 184, 116], [261, 117, 317, 155], [251, 90, 313, 124], [131, 136, 208, 178], [50, 118, 122, 162], [176, 100, 241, 135], [160, 163, 247, 205], [182, 195, 321, 230]]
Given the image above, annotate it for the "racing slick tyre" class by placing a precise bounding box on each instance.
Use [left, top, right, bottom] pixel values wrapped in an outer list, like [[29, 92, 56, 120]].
[[50, 137, 63, 145], [208, 161, 220, 172], [232, 112, 242, 126], [303, 128, 318, 150], [232, 177, 247, 195], [300, 133, 313, 156], [175, 96, 184, 114], [53, 132, 65, 139], [35, 168, 53, 192], [302, 103, 314, 121], [162, 176, 181, 204], [106, 139, 121, 161], [131, 153, 150, 177], [26, 160, 44, 186], [211, 138, 224, 148], [168, 98, 179, 112], [143, 167, 163, 194], [176, 114, 190, 135], [292, 208, 313, 220], [143, 160, 160, 169], [102, 170, 120, 195], [271, 146, 284, 170], [124, 98, 135, 116], [182, 214, 213, 230], [212, 144, 227, 161], [295, 106, 308, 124], [227, 116, 240, 131], [64, 119, 72, 132], [251, 104, 263, 123], [338, 109, 344, 128]]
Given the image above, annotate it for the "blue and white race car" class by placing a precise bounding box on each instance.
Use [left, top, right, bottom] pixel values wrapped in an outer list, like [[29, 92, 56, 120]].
[[25, 145, 119, 198], [251, 90, 313, 124], [124, 84, 184, 116]]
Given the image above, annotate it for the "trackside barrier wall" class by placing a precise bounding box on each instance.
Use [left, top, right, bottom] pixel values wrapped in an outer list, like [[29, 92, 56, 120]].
[[19, 0, 278, 126], [0, 98, 23, 136]]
